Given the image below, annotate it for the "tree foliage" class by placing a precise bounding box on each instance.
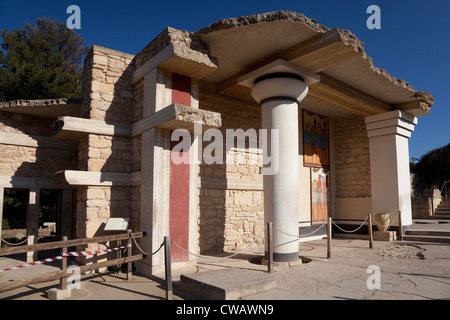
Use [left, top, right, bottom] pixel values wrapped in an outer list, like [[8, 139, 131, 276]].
[[0, 17, 90, 102], [414, 143, 450, 190]]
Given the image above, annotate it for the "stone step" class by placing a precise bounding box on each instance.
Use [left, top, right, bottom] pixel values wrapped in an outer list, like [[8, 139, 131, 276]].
[[403, 235, 450, 243], [179, 269, 277, 300], [405, 229, 450, 237], [432, 214, 450, 219]]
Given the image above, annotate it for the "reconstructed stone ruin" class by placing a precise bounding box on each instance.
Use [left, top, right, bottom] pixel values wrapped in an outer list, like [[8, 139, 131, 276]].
[[0, 11, 434, 272]]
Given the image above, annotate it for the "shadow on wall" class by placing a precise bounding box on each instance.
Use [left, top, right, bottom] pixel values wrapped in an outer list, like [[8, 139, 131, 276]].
[[3, 112, 78, 240], [75, 47, 136, 241]]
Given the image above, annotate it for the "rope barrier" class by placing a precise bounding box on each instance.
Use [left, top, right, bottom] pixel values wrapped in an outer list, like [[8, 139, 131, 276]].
[[1, 236, 31, 246], [273, 221, 327, 239], [332, 215, 369, 233], [169, 221, 328, 262], [169, 223, 268, 261], [370, 211, 400, 229], [130, 233, 164, 256]]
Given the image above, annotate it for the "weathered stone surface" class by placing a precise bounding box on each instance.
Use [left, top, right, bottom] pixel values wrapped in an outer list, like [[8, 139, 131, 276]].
[[134, 27, 218, 71]]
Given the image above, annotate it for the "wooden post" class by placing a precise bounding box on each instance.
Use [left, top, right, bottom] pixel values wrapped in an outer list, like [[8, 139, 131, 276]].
[[398, 210, 403, 241], [267, 222, 273, 273], [368, 214, 374, 249], [0, 187, 4, 244], [60, 236, 68, 290], [26, 189, 40, 263], [164, 236, 173, 300], [327, 217, 332, 259], [127, 230, 132, 280]]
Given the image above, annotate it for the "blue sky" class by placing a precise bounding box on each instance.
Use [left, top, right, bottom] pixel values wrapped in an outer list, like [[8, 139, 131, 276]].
[[1, 0, 449, 161]]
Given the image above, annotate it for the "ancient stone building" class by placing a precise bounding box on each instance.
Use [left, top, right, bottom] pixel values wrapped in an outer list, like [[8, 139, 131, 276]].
[[0, 11, 434, 273]]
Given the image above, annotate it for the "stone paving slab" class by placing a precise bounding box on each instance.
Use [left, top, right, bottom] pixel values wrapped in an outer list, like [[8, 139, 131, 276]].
[[179, 269, 277, 300]]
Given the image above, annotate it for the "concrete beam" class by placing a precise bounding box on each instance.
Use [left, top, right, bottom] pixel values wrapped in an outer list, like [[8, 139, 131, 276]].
[[54, 170, 134, 187], [131, 103, 222, 136], [0, 132, 78, 151], [51, 116, 131, 140], [132, 27, 218, 85]]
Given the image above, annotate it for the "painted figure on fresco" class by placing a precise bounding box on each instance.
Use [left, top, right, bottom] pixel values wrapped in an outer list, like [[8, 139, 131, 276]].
[[303, 110, 329, 167], [311, 167, 329, 222]]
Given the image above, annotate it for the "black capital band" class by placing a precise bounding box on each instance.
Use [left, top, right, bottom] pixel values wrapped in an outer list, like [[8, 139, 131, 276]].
[[254, 72, 304, 84]]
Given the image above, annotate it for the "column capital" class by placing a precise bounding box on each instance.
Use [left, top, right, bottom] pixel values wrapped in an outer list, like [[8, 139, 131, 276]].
[[237, 60, 320, 104], [237, 60, 319, 105], [365, 110, 418, 138]]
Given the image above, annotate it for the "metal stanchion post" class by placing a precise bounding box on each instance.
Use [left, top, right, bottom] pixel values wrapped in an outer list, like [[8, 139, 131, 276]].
[[164, 236, 173, 300], [398, 211, 403, 241], [368, 214, 374, 249], [327, 217, 332, 259], [127, 230, 132, 280], [267, 222, 273, 273]]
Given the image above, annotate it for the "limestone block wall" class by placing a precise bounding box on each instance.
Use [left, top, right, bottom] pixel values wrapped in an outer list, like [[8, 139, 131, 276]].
[[77, 45, 137, 244], [81, 45, 135, 123], [199, 100, 264, 253], [334, 115, 372, 219], [0, 112, 77, 177]]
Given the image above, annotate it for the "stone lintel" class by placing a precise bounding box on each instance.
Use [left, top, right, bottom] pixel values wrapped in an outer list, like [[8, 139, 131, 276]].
[[131, 103, 222, 136], [54, 170, 132, 187], [132, 27, 218, 85], [51, 116, 131, 140]]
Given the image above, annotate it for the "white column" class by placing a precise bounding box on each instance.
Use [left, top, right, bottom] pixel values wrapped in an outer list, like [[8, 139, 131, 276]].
[[238, 60, 319, 262], [252, 75, 309, 262], [365, 110, 417, 229]]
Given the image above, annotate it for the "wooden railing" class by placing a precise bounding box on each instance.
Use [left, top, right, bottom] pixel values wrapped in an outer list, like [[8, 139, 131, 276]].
[[0, 232, 144, 293]]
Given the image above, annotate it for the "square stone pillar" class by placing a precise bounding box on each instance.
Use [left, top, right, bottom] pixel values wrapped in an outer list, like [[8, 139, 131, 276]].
[[365, 110, 417, 229], [137, 68, 200, 275], [138, 68, 172, 276]]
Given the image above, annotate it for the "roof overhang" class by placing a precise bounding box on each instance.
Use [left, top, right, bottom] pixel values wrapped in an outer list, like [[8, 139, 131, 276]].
[[187, 11, 434, 118], [0, 98, 81, 118]]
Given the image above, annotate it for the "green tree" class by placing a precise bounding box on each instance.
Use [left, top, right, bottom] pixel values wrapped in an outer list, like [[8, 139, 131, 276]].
[[0, 17, 90, 102], [414, 143, 450, 191]]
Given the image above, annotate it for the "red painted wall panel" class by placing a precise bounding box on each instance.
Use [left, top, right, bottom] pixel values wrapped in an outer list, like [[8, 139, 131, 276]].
[[172, 73, 191, 106], [169, 73, 191, 262]]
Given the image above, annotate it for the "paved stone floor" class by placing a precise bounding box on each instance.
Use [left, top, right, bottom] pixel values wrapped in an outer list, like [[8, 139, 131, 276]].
[[1, 236, 449, 301]]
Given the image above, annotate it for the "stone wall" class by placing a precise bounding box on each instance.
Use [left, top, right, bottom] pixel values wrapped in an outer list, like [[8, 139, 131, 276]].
[[411, 188, 442, 219], [77, 45, 136, 248], [334, 116, 371, 198], [0, 112, 77, 177], [199, 100, 264, 253], [81, 45, 135, 122]]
